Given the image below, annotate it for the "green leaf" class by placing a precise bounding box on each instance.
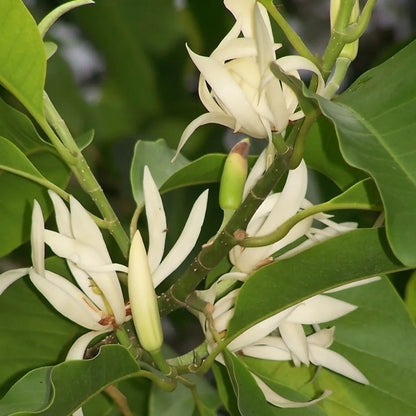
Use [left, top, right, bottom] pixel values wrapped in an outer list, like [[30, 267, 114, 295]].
[[328, 178, 382, 210], [148, 374, 220, 416], [404, 271, 416, 323], [226, 228, 407, 340], [304, 117, 366, 190], [130, 139, 189, 206], [75, 129, 94, 150], [243, 278, 416, 415], [312, 40, 416, 265], [0, 345, 142, 416], [0, 0, 46, 120]]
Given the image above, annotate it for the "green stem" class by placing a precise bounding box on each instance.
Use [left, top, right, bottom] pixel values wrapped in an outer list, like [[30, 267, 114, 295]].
[[239, 201, 376, 248], [322, 56, 351, 98], [177, 376, 206, 416], [321, 0, 355, 78], [41, 93, 130, 257], [343, 0, 377, 43], [257, 0, 319, 67], [150, 348, 173, 375], [136, 369, 177, 391], [158, 147, 293, 315]]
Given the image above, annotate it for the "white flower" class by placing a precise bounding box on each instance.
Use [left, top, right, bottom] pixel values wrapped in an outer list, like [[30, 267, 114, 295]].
[[0, 193, 130, 372], [177, 0, 324, 153]]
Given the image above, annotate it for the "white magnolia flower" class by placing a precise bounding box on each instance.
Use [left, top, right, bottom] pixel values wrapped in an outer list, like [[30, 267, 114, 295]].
[[177, 0, 324, 153], [0, 193, 129, 352]]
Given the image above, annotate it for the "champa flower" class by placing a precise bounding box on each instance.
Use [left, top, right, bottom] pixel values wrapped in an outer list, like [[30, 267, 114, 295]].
[[177, 0, 324, 154]]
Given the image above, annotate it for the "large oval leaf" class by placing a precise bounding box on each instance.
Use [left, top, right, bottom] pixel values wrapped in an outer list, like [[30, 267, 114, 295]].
[[314, 40, 416, 266]]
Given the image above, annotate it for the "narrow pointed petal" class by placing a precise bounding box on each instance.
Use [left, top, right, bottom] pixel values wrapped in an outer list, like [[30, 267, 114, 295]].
[[31, 201, 45, 275], [243, 147, 267, 198], [287, 295, 357, 324], [218, 271, 248, 283], [279, 322, 310, 365], [324, 276, 381, 293], [242, 344, 291, 361], [29, 269, 105, 330], [152, 190, 208, 287], [307, 327, 335, 348], [186, 46, 265, 137], [309, 344, 369, 384], [254, 3, 275, 74], [176, 112, 237, 156], [253, 374, 332, 408], [0, 268, 30, 295], [66, 330, 110, 360], [69, 196, 111, 262], [48, 190, 72, 236], [228, 307, 294, 351], [213, 289, 239, 319], [143, 166, 167, 273]]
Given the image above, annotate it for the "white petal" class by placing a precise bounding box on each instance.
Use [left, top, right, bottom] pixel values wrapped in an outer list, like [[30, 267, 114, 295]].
[[243, 148, 267, 199], [176, 112, 237, 156], [48, 190, 72, 237], [218, 271, 248, 283], [152, 190, 208, 287], [187, 46, 265, 137], [29, 269, 105, 330], [308, 344, 369, 384], [228, 307, 294, 351], [307, 327, 335, 348], [254, 3, 275, 74], [69, 196, 111, 263], [0, 268, 30, 295], [287, 295, 357, 324], [324, 276, 381, 293], [143, 166, 167, 273], [279, 322, 309, 365], [31, 201, 45, 275], [253, 374, 332, 408], [213, 289, 239, 319], [242, 344, 291, 361], [66, 330, 110, 360]]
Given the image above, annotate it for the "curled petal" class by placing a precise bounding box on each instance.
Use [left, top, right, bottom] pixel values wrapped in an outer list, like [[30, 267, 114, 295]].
[[143, 166, 167, 273], [287, 295, 357, 324], [152, 190, 209, 287], [29, 269, 105, 330], [307, 327, 335, 348], [66, 330, 110, 360], [308, 344, 369, 384], [253, 374, 332, 408], [0, 268, 30, 295]]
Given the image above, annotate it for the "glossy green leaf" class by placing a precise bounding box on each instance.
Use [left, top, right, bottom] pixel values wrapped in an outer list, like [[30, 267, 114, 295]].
[[304, 117, 366, 190], [226, 228, 407, 339], [328, 178, 382, 210], [404, 270, 416, 323], [313, 40, 416, 265], [130, 139, 189, 206], [0, 345, 142, 416], [0, 0, 46, 120], [243, 278, 416, 415]]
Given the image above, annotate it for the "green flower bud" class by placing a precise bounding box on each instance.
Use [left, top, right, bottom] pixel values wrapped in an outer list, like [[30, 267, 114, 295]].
[[128, 230, 163, 353], [219, 138, 250, 211]]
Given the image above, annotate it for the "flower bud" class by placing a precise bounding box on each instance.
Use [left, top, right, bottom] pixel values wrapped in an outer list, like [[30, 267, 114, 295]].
[[219, 138, 250, 211], [128, 230, 163, 352]]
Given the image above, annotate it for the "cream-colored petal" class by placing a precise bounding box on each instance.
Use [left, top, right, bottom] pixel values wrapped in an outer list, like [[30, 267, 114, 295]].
[[176, 112, 237, 156], [198, 75, 224, 114], [143, 166, 167, 273], [228, 307, 295, 351], [253, 374, 332, 408], [243, 148, 267, 198], [308, 344, 369, 384], [287, 295, 357, 324], [31, 201, 45, 275], [279, 322, 309, 365], [69, 196, 111, 263], [66, 330, 110, 360], [213, 289, 239, 319], [307, 327, 335, 348], [152, 190, 208, 287], [254, 3, 275, 74], [242, 344, 291, 361], [324, 276, 381, 293], [0, 268, 30, 295], [29, 269, 105, 330], [187, 47, 265, 137], [48, 190, 72, 237]]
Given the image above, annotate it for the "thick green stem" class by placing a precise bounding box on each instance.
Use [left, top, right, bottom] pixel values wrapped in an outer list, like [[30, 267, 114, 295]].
[[41, 94, 130, 257], [158, 147, 293, 315], [343, 0, 377, 43], [257, 0, 318, 67]]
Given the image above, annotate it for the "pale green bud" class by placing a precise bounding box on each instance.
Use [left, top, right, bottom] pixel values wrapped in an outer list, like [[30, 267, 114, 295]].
[[219, 138, 250, 211], [128, 230, 163, 353]]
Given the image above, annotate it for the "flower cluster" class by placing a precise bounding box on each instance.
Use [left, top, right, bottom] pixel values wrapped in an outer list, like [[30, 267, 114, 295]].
[[178, 0, 324, 154]]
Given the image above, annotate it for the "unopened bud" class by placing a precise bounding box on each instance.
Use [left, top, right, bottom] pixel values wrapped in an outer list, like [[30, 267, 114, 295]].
[[128, 230, 163, 353], [219, 138, 250, 211]]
